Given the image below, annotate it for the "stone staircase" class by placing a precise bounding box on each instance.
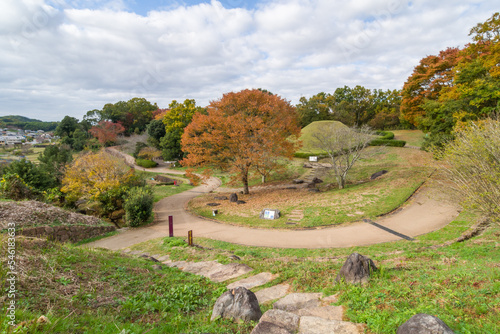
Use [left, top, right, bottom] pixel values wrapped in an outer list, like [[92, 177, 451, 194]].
[[287, 209, 304, 225], [122, 249, 364, 334], [302, 163, 331, 183]]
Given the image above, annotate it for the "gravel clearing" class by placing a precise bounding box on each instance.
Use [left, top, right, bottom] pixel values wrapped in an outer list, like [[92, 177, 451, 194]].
[[0, 200, 105, 229]]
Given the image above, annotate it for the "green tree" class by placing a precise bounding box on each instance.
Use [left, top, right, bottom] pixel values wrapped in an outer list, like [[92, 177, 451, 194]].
[[38, 144, 73, 186], [55, 116, 89, 151], [86, 98, 157, 135], [368, 89, 402, 129], [55, 116, 79, 138], [296, 92, 333, 127], [126, 97, 158, 134], [160, 99, 204, 161], [146, 119, 166, 149], [331, 85, 374, 127], [2, 159, 54, 191]]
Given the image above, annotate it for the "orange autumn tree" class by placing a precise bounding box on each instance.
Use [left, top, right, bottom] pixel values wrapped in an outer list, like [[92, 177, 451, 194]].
[[181, 89, 301, 194], [400, 47, 461, 127]]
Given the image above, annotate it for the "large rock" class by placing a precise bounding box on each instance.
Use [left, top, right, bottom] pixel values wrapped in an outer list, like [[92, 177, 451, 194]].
[[211, 287, 262, 322], [260, 209, 281, 220], [335, 253, 377, 285], [370, 170, 388, 180], [250, 321, 292, 334], [397, 313, 455, 334], [250, 309, 299, 334], [229, 193, 238, 203], [153, 175, 175, 184]]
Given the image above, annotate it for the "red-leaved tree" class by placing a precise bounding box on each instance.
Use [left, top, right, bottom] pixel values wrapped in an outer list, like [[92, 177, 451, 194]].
[[89, 121, 125, 146]]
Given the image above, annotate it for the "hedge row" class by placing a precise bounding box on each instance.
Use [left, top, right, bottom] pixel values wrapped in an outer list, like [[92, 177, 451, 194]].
[[369, 139, 406, 147], [294, 152, 328, 159], [136, 159, 158, 168], [375, 131, 395, 140]]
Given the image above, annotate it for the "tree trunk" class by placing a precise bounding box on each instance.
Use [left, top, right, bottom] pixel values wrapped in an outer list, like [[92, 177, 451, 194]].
[[242, 173, 250, 194], [261, 174, 266, 183]]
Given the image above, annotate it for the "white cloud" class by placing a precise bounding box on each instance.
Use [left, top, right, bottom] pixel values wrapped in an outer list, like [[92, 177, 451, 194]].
[[0, 0, 498, 121]]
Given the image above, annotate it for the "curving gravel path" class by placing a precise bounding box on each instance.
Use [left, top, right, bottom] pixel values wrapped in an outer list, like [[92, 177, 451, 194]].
[[87, 149, 461, 250]]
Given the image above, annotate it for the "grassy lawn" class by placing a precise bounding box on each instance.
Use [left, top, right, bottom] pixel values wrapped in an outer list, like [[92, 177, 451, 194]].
[[391, 130, 425, 148], [188, 147, 434, 229], [0, 235, 254, 334], [136, 170, 195, 202], [126, 213, 500, 334]]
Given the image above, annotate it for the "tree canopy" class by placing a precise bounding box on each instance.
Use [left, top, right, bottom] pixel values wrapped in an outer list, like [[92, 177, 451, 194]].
[[160, 99, 205, 161], [296, 87, 401, 129], [401, 12, 500, 148], [181, 89, 301, 194], [84, 97, 157, 134]]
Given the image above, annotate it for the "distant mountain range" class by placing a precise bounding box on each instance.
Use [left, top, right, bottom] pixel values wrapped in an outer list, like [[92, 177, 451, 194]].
[[0, 115, 59, 131]]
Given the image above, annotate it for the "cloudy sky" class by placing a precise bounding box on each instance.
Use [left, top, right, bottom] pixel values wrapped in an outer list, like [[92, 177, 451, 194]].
[[0, 0, 497, 121]]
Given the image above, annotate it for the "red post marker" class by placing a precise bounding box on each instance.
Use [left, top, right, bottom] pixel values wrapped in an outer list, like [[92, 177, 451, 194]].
[[169, 216, 174, 237]]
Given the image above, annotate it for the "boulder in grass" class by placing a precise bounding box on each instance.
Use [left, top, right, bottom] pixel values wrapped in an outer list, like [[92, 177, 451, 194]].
[[370, 170, 388, 180], [229, 193, 238, 203], [211, 287, 262, 322], [153, 175, 175, 185], [335, 253, 377, 285], [397, 313, 455, 334]]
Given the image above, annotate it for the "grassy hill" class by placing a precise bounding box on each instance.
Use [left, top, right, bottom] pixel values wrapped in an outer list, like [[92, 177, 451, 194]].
[[296, 120, 349, 156]]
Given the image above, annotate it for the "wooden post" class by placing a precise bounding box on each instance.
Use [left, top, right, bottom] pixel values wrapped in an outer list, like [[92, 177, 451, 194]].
[[188, 230, 193, 246], [168, 216, 174, 237]]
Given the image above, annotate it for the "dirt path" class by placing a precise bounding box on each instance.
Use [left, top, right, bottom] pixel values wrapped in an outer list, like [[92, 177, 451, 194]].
[[87, 150, 461, 250]]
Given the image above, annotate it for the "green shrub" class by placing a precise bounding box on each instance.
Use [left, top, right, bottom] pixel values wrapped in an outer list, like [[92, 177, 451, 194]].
[[124, 187, 154, 227], [0, 173, 33, 200], [370, 139, 406, 147], [136, 158, 158, 168], [375, 131, 395, 140], [97, 186, 129, 216]]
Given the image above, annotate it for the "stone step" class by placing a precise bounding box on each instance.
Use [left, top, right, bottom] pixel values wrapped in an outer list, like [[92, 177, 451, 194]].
[[154, 254, 170, 262], [255, 283, 290, 304], [163, 260, 254, 283], [298, 316, 364, 334], [273, 293, 323, 312], [227, 272, 278, 290], [251, 292, 363, 334], [207, 263, 253, 283], [182, 261, 224, 276], [293, 305, 344, 321]]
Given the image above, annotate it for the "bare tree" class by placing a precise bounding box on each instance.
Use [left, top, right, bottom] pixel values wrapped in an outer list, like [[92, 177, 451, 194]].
[[309, 123, 373, 189], [440, 118, 500, 226]]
